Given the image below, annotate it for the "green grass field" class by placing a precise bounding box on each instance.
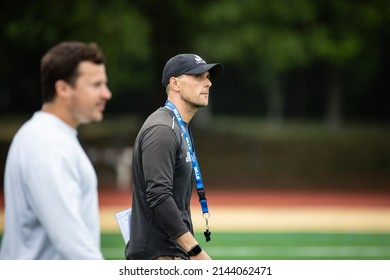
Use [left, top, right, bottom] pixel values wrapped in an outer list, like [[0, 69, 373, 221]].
[[1, 232, 389, 259], [101, 232, 390, 260]]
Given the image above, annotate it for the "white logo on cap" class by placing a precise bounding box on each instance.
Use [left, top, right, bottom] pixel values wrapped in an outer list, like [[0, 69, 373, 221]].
[[194, 55, 206, 64]]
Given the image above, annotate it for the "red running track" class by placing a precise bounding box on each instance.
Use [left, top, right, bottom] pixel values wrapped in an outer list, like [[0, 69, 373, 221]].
[[96, 188, 390, 208], [1, 188, 390, 209]]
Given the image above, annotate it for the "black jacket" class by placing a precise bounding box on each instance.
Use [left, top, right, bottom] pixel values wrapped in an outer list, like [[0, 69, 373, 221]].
[[125, 107, 194, 260]]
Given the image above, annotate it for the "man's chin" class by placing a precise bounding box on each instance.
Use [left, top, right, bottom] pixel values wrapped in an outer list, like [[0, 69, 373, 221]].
[[80, 114, 104, 125], [94, 114, 104, 122], [197, 102, 208, 108], [194, 100, 209, 108]]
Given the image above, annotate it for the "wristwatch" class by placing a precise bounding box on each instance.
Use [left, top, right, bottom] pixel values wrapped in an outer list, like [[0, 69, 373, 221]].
[[187, 244, 202, 256]]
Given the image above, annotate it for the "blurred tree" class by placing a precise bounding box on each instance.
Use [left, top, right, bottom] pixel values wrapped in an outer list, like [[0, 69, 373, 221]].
[[306, 0, 389, 128], [196, 0, 313, 123], [129, 0, 213, 116], [0, 0, 389, 123], [0, 0, 150, 113], [195, 0, 390, 125]]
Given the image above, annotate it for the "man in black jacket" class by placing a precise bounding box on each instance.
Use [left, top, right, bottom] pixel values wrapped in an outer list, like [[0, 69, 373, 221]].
[[125, 54, 223, 260]]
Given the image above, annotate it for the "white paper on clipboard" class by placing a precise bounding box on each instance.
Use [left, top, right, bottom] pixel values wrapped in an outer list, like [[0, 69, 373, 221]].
[[114, 208, 132, 244]]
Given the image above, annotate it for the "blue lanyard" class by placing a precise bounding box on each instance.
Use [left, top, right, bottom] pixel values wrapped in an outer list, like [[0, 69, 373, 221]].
[[165, 100, 211, 241]]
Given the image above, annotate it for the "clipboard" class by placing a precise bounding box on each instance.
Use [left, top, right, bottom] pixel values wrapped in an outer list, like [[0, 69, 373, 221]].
[[114, 208, 132, 243]]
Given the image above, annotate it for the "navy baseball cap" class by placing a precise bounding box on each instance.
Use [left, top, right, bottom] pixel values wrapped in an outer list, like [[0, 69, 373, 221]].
[[162, 54, 224, 89]]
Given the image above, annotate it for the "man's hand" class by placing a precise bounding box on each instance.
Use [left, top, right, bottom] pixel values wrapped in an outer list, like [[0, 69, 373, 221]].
[[190, 250, 212, 260], [176, 231, 212, 260]]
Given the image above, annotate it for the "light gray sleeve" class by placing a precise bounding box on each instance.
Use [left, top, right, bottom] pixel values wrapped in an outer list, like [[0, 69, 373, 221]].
[[25, 144, 103, 259]]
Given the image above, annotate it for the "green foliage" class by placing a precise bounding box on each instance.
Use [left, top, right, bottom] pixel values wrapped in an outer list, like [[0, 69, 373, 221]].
[[196, 0, 389, 71], [0, 0, 151, 97], [198, 0, 314, 71], [0, 0, 389, 121]]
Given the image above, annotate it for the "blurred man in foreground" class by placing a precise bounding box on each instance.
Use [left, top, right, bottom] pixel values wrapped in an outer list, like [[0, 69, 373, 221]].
[[0, 41, 111, 259]]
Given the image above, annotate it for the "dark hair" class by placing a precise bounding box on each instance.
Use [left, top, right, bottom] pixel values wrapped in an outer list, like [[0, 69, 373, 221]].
[[40, 41, 105, 102]]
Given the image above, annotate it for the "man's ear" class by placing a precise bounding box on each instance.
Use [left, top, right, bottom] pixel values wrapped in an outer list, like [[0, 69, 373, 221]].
[[54, 80, 71, 98], [169, 77, 180, 92]]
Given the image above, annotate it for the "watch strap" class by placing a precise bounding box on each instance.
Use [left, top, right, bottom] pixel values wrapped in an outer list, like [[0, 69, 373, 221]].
[[187, 244, 202, 256]]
